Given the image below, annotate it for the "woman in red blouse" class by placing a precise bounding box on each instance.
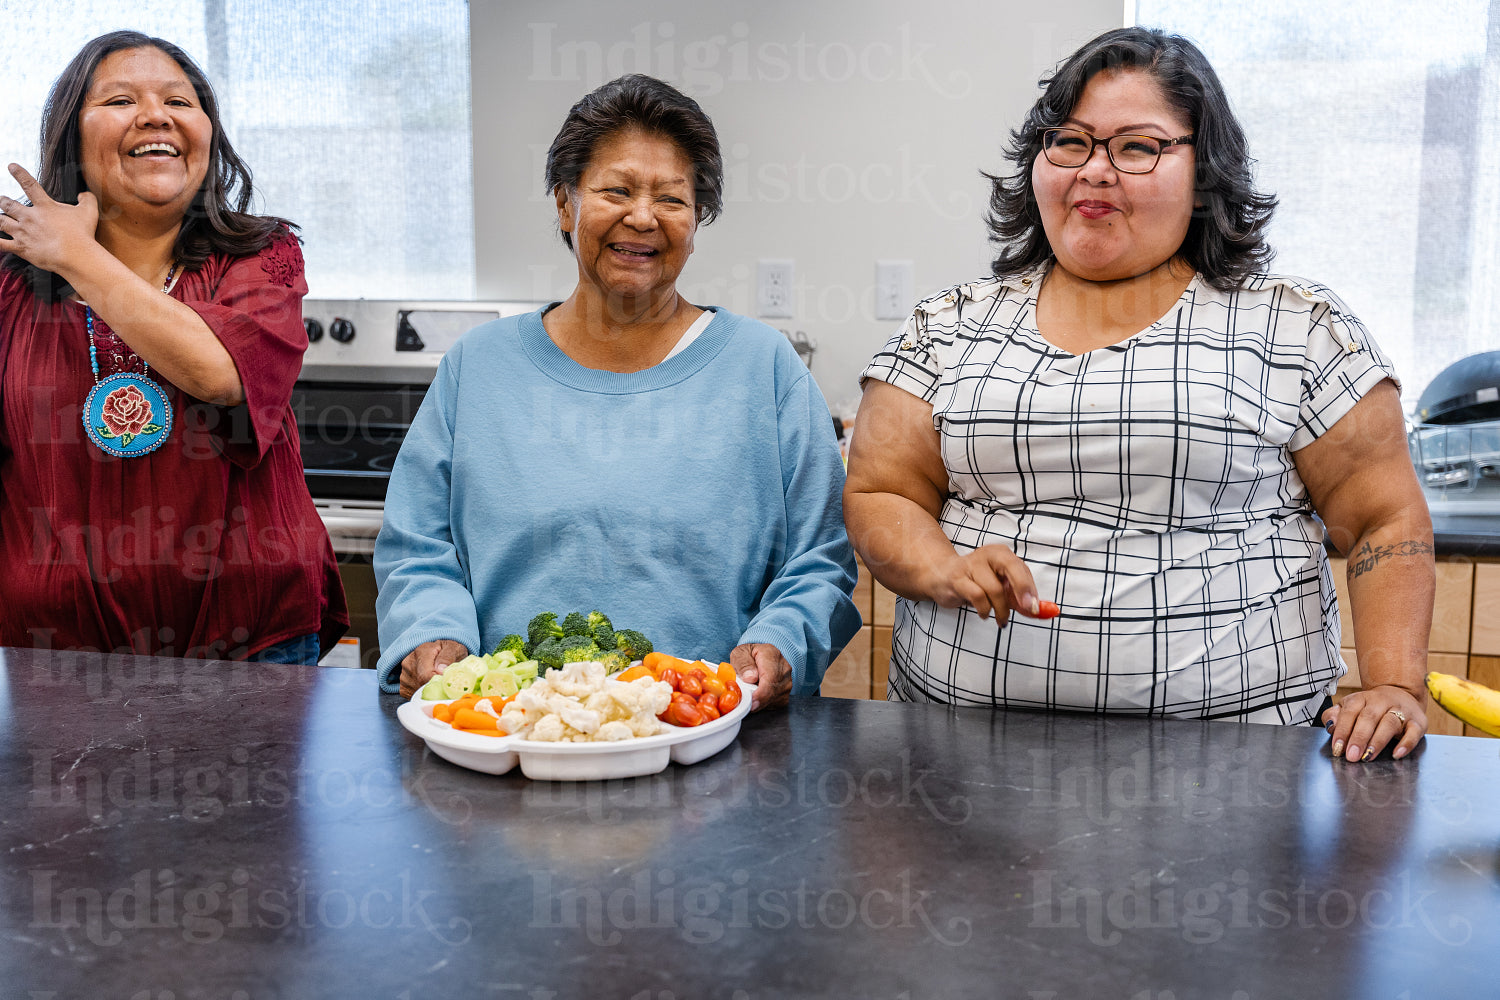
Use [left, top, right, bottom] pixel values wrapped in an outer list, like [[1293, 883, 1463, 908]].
[[0, 31, 346, 662]]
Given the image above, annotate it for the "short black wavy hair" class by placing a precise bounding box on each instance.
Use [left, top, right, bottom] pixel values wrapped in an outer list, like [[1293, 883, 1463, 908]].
[[1, 30, 294, 301], [986, 26, 1276, 291], [543, 74, 723, 249]]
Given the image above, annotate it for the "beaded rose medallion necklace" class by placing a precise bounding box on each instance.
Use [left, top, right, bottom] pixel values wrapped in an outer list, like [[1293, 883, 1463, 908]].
[[81, 265, 177, 458]]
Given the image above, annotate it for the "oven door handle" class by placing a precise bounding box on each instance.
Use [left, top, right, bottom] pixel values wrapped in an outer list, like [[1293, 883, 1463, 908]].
[[319, 515, 383, 540]]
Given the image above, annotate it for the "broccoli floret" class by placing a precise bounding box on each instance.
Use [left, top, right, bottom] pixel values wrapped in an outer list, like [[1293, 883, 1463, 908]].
[[527, 612, 564, 649], [582, 605, 612, 638], [614, 629, 653, 660], [587, 610, 615, 648], [531, 636, 566, 672], [562, 642, 603, 663], [492, 633, 526, 658], [559, 633, 601, 663], [596, 649, 631, 674], [561, 611, 592, 637]]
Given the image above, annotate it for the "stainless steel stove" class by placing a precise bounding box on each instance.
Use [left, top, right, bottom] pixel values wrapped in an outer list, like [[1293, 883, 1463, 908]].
[[296, 298, 543, 665]]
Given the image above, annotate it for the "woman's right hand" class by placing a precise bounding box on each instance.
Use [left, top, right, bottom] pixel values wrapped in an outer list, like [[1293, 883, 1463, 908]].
[[846, 379, 1050, 624], [399, 639, 470, 699], [923, 543, 1043, 626], [0, 164, 100, 276]]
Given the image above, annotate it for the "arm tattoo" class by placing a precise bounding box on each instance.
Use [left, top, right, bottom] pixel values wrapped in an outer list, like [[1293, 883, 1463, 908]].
[[1347, 540, 1434, 582]]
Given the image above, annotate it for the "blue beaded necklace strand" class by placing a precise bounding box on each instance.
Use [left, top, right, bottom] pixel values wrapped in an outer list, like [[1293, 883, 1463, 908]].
[[80, 263, 178, 458]]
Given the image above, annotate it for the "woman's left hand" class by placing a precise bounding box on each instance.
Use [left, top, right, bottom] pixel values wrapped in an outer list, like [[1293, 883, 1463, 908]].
[[1321, 684, 1427, 762], [731, 642, 792, 712], [0, 163, 100, 275]]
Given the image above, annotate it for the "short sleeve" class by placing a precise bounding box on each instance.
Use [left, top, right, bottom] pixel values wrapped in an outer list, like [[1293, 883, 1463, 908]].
[[1288, 290, 1400, 451], [189, 232, 309, 468], [860, 310, 943, 403]]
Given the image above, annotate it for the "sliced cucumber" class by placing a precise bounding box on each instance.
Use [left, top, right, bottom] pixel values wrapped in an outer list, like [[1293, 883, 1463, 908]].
[[480, 668, 519, 699], [419, 675, 448, 701], [440, 660, 483, 699], [511, 660, 539, 686], [486, 650, 519, 670]]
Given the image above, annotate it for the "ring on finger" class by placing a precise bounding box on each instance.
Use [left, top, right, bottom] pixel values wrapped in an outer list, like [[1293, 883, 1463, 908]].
[[1386, 708, 1408, 725]]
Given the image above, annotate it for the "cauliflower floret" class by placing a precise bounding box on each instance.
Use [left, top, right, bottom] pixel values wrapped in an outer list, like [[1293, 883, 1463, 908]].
[[531, 714, 567, 742], [548, 661, 606, 699], [596, 720, 634, 741], [635, 677, 673, 716], [559, 701, 602, 734], [628, 713, 663, 738], [514, 683, 550, 714], [499, 703, 529, 735]]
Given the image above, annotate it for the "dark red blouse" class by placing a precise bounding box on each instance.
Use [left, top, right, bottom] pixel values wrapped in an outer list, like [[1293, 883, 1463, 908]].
[[0, 236, 347, 658]]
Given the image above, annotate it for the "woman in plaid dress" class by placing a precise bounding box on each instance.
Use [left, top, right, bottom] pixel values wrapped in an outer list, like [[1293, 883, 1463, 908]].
[[845, 27, 1432, 763]]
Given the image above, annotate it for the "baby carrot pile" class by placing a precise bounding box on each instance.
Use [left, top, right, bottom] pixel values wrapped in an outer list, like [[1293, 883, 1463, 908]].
[[431, 693, 514, 736]]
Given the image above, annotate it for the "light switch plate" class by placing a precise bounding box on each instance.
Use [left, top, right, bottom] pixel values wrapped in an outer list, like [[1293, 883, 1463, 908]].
[[875, 260, 915, 321]]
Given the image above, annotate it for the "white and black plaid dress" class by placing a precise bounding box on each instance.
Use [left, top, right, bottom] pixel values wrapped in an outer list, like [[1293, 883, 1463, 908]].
[[861, 266, 1399, 724]]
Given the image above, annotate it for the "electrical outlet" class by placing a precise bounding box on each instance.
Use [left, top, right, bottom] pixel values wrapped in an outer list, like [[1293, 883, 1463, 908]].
[[875, 260, 915, 321], [757, 259, 795, 319]]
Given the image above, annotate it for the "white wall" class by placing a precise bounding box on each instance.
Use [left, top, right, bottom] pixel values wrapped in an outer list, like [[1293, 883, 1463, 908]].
[[470, 0, 1120, 414]]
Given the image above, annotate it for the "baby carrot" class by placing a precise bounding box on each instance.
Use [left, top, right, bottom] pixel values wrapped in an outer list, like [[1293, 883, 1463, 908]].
[[643, 651, 695, 675], [453, 707, 502, 732]]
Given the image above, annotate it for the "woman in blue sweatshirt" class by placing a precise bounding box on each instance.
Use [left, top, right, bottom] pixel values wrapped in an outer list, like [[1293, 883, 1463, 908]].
[[374, 75, 860, 709]]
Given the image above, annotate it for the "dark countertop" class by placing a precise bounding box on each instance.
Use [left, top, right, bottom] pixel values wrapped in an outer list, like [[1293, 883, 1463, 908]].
[[4, 648, 1498, 1000], [1431, 510, 1500, 558]]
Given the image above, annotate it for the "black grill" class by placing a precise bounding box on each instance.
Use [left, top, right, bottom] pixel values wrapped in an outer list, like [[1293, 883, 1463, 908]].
[[1410, 351, 1500, 500]]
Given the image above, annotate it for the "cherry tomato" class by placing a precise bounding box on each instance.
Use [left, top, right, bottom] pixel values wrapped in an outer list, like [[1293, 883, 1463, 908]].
[[660, 668, 683, 690], [720, 682, 742, 712], [699, 692, 719, 713], [680, 674, 703, 697], [698, 702, 721, 721], [670, 690, 695, 705], [662, 701, 708, 727], [701, 677, 727, 698]]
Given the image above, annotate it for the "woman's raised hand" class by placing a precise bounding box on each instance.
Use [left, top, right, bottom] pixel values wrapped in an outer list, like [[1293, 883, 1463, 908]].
[[0, 164, 100, 275], [924, 543, 1043, 626]]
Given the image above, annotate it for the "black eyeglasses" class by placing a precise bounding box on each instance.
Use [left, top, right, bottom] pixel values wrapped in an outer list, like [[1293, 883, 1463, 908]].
[[1039, 127, 1195, 174]]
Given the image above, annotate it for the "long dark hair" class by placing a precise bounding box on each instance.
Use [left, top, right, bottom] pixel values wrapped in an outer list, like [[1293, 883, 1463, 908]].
[[2, 30, 294, 301], [986, 27, 1277, 291], [544, 74, 723, 249]]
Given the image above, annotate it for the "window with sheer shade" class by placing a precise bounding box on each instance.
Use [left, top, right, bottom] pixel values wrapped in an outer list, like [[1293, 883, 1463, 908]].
[[1132, 0, 1499, 411], [0, 0, 474, 299]]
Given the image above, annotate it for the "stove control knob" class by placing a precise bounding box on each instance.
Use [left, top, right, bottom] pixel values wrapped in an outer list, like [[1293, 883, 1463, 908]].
[[304, 318, 324, 343], [330, 317, 356, 344]]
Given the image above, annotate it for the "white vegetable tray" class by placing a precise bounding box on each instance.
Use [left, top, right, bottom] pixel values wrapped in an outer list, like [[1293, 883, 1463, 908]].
[[396, 678, 754, 781]]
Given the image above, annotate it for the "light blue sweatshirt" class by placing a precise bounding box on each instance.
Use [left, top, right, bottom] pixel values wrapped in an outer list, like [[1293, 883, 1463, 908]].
[[374, 306, 861, 695]]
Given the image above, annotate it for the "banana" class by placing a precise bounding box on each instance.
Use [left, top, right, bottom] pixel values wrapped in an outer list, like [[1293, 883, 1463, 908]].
[[1425, 672, 1500, 736]]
